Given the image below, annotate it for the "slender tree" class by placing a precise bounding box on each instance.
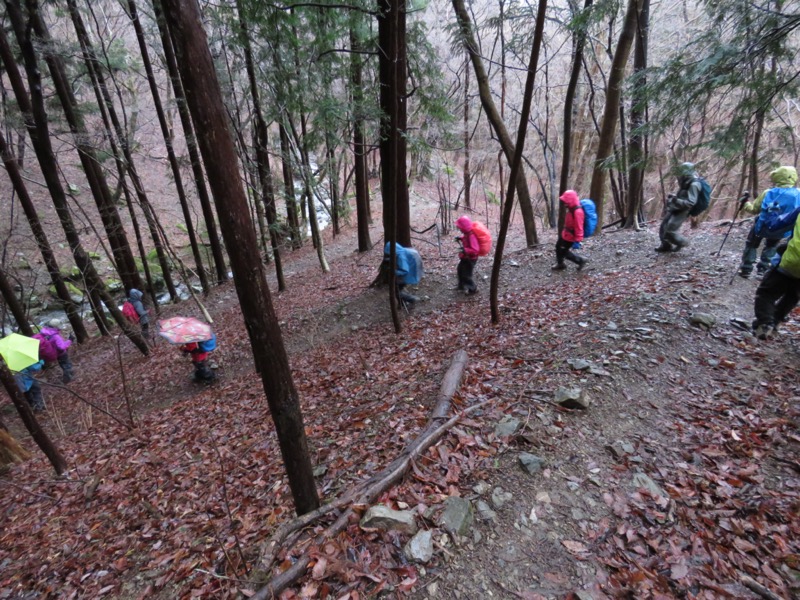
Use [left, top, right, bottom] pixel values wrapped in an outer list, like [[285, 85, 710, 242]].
[[588, 0, 643, 227], [350, 24, 372, 252], [491, 0, 548, 323], [0, 268, 31, 335], [24, 0, 144, 294], [124, 0, 210, 294], [5, 0, 149, 354], [161, 0, 320, 515], [153, 0, 228, 285], [0, 360, 67, 475], [451, 0, 538, 246], [235, 0, 287, 290]]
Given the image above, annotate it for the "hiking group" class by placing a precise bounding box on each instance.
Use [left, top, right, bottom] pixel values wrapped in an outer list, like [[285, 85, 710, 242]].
[[411, 161, 800, 343]]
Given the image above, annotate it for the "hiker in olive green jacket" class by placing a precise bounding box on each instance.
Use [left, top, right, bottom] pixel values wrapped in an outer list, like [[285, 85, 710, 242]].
[[738, 166, 799, 278], [752, 214, 800, 339], [655, 163, 703, 253]]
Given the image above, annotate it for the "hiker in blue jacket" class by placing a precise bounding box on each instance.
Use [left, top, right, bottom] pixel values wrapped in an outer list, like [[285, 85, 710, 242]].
[[15, 360, 45, 412], [656, 163, 703, 253], [738, 166, 800, 278]]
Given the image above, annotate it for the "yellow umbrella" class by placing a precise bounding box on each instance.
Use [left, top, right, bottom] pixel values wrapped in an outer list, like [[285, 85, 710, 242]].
[[0, 333, 40, 372]]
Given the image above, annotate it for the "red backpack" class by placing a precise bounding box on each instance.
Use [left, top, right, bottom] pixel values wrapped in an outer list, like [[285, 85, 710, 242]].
[[472, 222, 493, 257], [122, 301, 140, 323]]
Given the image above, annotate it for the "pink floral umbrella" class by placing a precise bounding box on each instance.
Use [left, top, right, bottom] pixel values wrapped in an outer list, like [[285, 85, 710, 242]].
[[157, 316, 213, 345]]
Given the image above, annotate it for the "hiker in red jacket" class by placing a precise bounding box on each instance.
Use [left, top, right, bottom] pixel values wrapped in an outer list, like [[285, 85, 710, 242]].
[[455, 215, 480, 295], [552, 190, 588, 271]]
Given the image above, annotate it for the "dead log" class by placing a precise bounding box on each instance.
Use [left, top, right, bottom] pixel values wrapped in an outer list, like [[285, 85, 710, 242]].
[[0, 428, 31, 468], [252, 350, 472, 599], [740, 575, 784, 600]]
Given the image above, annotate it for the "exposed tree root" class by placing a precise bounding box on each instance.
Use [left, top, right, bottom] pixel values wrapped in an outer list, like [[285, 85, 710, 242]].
[[252, 350, 473, 599]]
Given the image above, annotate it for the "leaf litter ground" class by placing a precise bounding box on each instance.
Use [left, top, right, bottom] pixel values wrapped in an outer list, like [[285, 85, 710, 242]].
[[1, 209, 798, 600]]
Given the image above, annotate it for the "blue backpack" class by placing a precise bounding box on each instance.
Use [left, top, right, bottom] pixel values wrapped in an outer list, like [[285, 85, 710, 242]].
[[198, 334, 217, 353], [580, 199, 598, 237], [754, 187, 800, 240], [688, 179, 712, 217]]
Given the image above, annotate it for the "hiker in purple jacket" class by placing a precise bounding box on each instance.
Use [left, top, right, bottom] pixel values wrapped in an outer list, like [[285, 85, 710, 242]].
[[33, 327, 74, 383]]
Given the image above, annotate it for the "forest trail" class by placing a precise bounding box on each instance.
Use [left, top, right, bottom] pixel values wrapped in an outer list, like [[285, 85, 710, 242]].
[[0, 211, 798, 600]]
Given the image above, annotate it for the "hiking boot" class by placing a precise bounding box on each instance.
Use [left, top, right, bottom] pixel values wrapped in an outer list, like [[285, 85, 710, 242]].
[[551, 263, 567, 270], [738, 270, 752, 279], [753, 324, 773, 340], [671, 241, 688, 252], [465, 288, 477, 295], [577, 258, 588, 271], [654, 244, 672, 253]]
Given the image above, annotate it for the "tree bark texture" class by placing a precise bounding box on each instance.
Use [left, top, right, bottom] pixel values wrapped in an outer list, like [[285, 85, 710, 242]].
[[451, 0, 538, 246], [0, 361, 67, 475], [279, 122, 303, 249], [161, 0, 320, 515], [588, 0, 643, 227], [378, 0, 412, 249]]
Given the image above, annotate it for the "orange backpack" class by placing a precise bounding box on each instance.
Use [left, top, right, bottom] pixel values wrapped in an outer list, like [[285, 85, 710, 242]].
[[472, 222, 492, 257]]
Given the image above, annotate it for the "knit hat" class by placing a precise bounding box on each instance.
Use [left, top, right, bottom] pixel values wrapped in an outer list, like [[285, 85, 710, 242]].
[[455, 216, 473, 233]]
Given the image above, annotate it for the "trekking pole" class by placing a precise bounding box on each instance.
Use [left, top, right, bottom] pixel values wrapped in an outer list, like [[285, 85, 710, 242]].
[[716, 192, 750, 256]]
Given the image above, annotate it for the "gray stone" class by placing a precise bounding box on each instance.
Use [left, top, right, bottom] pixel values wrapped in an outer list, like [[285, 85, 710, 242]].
[[491, 486, 513, 509], [588, 365, 611, 377], [312, 464, 328, 477], [555, 387, 590, 410], [494, 416, 521, 438], [607, 440, 635, 459], [690, 312, 716, 329], [475, 500, 497, 522], [404, 530, 434, 563], [439, 496, 473, 536], [575, 591, 595, 600], [472, 481, 491, 496], [518, 452, 545, 476], [427, 581, 439, 596], [631, 472, 667, 499], [606, 321, 618, 330], [360, 505, 418, 535], [567, 358, 591, 371]]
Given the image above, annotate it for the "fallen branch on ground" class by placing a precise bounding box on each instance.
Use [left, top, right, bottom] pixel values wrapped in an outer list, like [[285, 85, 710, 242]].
[[251, 350, 473, 599]]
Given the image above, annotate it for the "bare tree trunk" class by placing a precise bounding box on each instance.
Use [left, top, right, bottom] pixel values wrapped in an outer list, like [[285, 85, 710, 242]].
[[350, 25, 372, 252], [0, 361, 67, 475], [279, 122, 302, 249], [624, 0, 649, 228], [463, 52, 472, 210], [153, 0, 227, 285], [25, 0, 143, 294], [378, 0, 412, 249], [0, 426, 31, 468], [0, 268, 32, 335], [161, 0, 320, 515], [5, 1, 149, 355], [491, 0, 548, 323], [0, 127, 86, 340], [556, 0, 593, 231], [451, 0, 538, 246], [588, 0, 643, 228], [296, 115, 330, 272], [125, 0, 209, 294], [79, 0, 178, 303], [236, 0, 287, 291]]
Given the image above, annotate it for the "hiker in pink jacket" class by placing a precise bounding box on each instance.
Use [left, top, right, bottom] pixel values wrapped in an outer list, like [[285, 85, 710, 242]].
[[552, 190, 588, 271], [455, 215, 479, 294]]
